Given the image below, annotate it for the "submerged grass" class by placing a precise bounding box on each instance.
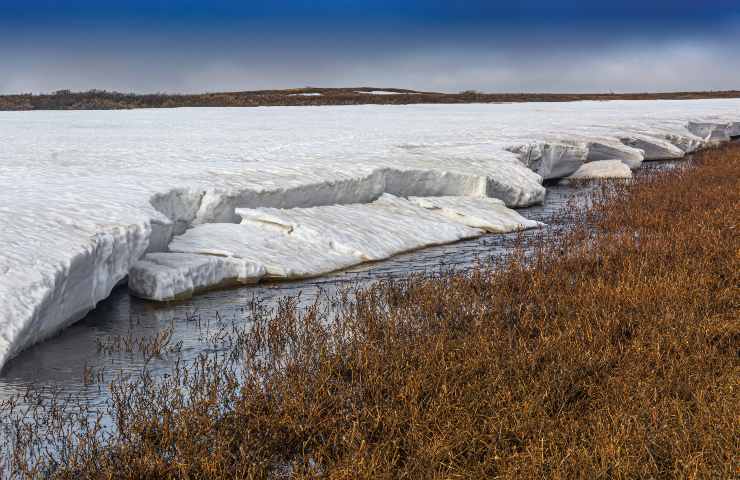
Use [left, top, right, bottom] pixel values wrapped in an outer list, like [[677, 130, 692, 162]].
[[2, 145, 739, 478]]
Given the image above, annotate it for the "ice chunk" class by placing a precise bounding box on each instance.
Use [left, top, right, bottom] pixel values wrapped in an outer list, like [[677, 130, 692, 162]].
[[394, 146, 546, 207], [562, 160, 632, 181], [585, 140, 645, 170], [662, 132, 706, 153], [407, 196, 543, 233], [619, 134, 686, 160], [686, 121, 732, 143], [128, 253, 266, 301], [508, 142, 587, 179]]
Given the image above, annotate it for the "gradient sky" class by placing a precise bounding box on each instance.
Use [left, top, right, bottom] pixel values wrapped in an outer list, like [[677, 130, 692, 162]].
[[2, 1, 739, 94]]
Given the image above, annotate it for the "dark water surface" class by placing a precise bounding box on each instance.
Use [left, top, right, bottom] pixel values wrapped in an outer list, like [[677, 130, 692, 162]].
[[0, 160, 685, 408]]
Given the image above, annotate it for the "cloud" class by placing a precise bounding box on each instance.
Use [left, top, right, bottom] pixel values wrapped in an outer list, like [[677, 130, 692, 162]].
[[1, 22, 738, 94]]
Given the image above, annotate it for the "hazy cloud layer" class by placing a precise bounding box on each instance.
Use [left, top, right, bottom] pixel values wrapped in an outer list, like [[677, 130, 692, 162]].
[[1, 3, 738, 94]]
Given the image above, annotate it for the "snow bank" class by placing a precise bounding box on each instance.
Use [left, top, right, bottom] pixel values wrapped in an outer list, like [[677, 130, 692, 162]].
[[2, 99, 740, 367]]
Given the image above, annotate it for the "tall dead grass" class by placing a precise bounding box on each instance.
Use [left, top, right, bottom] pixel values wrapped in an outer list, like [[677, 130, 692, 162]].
[[2, 144, 738, 478]]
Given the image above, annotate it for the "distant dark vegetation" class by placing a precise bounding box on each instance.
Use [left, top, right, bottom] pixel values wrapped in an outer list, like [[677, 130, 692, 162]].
[[2, 87, 740, 110]]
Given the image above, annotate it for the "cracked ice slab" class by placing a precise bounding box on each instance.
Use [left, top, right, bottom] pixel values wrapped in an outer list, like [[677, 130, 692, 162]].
[[2, 99, 740, 367], [133, 195, 538, 297], [128, 253, 266, 301]]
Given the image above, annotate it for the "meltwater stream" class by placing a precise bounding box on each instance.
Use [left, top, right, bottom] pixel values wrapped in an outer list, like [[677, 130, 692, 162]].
[[0, 160, 687, 411]]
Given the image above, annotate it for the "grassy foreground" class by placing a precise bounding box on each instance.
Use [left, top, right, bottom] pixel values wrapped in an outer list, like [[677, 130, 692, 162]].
[[3, 145, 739, 478], [2, 88, 740, 110]]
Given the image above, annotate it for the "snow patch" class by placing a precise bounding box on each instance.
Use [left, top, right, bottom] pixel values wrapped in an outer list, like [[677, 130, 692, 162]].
[[356, 90, 416, 95]]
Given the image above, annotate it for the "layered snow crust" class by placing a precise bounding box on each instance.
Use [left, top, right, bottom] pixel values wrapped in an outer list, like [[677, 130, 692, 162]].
[[2, 99, 740, 367]]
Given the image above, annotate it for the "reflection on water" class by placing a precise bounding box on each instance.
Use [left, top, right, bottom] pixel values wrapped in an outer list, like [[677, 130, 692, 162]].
[[0, 160, 684, 408]]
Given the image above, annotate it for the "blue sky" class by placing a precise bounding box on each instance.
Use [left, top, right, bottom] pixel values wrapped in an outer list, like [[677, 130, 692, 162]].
[[1, 1, 739, 93]]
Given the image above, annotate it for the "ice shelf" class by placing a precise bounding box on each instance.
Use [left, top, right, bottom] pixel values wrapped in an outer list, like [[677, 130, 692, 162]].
[[2, 99, 740, 367]]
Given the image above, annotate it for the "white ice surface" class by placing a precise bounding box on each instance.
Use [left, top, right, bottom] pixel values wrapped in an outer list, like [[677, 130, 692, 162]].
[[407, 196, 543, 233], [168, 222, 363, 280], [288, 93, 323, 97], [176, 194, 482, 278], [562, 160, 633, 182], [128, 253, 266, 301], [2, 99, 740, 367]]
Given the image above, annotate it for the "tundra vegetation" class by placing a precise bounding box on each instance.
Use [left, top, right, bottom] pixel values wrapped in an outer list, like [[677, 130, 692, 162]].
[[1, 144, 738, 479], [2, 88, 740, 110]]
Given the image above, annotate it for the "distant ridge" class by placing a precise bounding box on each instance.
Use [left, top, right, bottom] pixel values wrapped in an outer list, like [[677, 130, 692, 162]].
[[2, 87, 740, 111]]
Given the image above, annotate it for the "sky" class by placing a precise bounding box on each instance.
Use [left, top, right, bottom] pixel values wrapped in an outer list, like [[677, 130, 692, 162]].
[[1, 1, 739, 94]]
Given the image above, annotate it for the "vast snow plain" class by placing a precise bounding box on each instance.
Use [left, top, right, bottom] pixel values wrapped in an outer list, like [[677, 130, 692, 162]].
[[1, 100, 739, 368]]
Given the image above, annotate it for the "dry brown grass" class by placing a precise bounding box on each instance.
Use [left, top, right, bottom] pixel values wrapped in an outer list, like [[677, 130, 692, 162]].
[[2, 145, 739, 478], [2, 88, 740, 110]]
